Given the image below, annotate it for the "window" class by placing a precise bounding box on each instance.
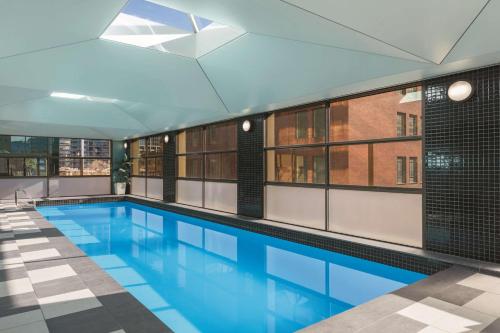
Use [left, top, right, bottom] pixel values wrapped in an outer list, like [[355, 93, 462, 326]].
[[408, 115, 418, 136], [267, 147, 326, 184], [266, 105, 327, 185], [396, 157, 406, 184], [409, 157, 418, 183], [177, 121, 237, 181], [396, 113, 406, 137], [0, 135, 109, 177], [129, 135, 164, 177], [329, 86, 422, 141]]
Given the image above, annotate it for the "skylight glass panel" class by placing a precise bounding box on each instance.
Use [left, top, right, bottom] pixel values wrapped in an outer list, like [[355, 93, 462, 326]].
[[122, 0, 194, 32], [100, 0, 243, 58]]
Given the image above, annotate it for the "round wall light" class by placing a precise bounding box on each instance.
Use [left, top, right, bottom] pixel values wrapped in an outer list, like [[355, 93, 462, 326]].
[[123, 142, 128, 149], [448, 80, 473, 102], [164, 134, 170, 144], [242, 120, 252, 132]]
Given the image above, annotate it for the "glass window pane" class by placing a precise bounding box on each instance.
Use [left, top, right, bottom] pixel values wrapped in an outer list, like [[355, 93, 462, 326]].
[[155, 157, 163, 177], [205, 122, 236, 152], [147, 136, 163, 156], [187, 128, 204, 153], [330, 145, 370, 186], [294, 147, 326, 184], [396, 113, 406, 137], [271, 106, 326, 147], [409, 157, 418, 183], [26, 137, 48, 154], [59, 159, 81, 176], [268, 147, 325, 184], [59, 139, 82, 157], [39, 158, 47, 176], [330, 141, 421, 188], [329, 86, 422, 142], [0, 158, 8, 176], [147, 158, 156, 177], [11, 136, 27, 155], [83, 159, 110, 176], [83, 139, 110, 158], [408, 115, 418, 136], [131, 158, 146, 176], [131, 139, 146, 158], [0, 136, 10, 154], [9, 158, 24, 176], [25, 158, 38, 176], [177, 154, 202, 178], [205, 152, 236, 180]]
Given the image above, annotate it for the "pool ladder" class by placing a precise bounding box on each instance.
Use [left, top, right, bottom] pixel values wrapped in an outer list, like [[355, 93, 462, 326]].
[[15, 189, 36, 208]]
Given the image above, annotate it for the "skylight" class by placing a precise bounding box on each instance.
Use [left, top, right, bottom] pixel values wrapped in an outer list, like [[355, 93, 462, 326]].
[[100, 0, 242, 58]]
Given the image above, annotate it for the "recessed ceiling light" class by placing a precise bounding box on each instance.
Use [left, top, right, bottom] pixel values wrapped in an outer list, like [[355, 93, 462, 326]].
[[50, 92, 85, 100], [448, 81, 473, 102]]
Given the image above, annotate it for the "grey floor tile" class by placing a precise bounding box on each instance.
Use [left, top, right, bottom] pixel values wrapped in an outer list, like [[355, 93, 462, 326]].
[[0, 266, 27, 283], [46, 306, 122, 333], [0, 292, 39, 317], [299, 294, 415, 333], [434, 283, 485, 306], [31, 275, 88, 298], [357, 313, 426, 333], [393, 266, 476, 302]]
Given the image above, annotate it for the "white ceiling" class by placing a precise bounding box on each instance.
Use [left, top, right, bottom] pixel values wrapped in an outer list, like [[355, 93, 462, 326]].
[[0, 0, 499, 139]]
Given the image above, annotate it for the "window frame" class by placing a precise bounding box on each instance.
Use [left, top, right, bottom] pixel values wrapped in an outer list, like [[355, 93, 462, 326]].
[[0, 135, 111, 179], [175, 121, 238, 183], [264, 83, 423, 193]]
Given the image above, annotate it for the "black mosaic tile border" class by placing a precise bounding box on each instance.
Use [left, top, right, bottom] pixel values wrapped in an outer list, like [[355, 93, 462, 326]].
[[237, 115, 265, 218], [424, 65, 500, 263], [35, 196, 125, 207], [126, 196, 450, 275], [163, 131, 176, 202]]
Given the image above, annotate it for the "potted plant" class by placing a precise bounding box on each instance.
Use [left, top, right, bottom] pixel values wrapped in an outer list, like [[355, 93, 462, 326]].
[[113, 153, 131, 195]]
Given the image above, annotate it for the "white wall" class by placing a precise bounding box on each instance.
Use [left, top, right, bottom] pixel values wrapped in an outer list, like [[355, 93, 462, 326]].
[[329, 189, 422, 247], [131, 177, 146, 197], [49, 177, 111, 197], [177, 179, 203, 207], [0, 178, 47, 200], [147, 178, 163, 200], [204, 181, 237, 213], [265, 185, 326, 229]]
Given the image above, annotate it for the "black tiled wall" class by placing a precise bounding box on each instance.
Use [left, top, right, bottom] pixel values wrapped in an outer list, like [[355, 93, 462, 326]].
[[424, 65, 500, 263], [237, 115, 264, 218], [163, 132, 176, 202]]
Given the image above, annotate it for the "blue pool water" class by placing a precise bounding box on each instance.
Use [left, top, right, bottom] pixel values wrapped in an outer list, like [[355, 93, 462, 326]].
[[37, 202, 426, 333]]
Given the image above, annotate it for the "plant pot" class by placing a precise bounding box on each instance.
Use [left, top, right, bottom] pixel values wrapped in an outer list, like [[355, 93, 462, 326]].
[[114, 182, 126, 195]]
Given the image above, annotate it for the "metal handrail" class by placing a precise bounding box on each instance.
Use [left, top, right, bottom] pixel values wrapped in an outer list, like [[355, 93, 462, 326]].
[[15, 189, 36, 208]]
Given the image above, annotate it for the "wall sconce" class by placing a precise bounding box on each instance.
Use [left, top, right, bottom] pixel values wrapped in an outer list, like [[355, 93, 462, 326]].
[[123, 142, 128, 149], [448, 80, 473, 102], [164, 134, 170, 144], [242, 120, 252, 132]]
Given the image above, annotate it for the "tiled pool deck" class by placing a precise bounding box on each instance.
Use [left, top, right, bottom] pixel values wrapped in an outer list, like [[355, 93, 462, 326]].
[[2, 199, 500, 333], [0, 203, 172, 333]]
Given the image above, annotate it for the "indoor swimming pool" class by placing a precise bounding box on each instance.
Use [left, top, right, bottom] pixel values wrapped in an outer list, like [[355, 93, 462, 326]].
[[37, 202, 427, 333]]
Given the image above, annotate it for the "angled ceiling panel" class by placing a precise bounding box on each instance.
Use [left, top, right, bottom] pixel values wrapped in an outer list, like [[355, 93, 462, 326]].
[[443, 0, 500, 63], [282, 0, 489, 64], [0, 85, 49, 107], [198, 33, 432, 114], [0, 98, 148, 131], [149, 0, 428, 62], [0, 0, 127, 58], [0, 39, 227, 112]]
